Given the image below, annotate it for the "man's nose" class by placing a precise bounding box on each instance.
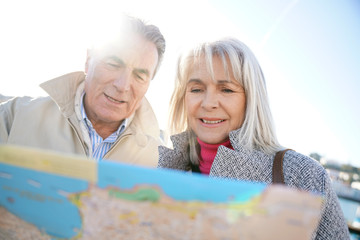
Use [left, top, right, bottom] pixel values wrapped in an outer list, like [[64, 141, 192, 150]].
[[113, 69, 131, 91], [201, 90, 219, 110]]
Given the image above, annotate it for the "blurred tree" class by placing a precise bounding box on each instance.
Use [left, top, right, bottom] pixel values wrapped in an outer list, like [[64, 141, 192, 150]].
[[309, 152, 322, 162]]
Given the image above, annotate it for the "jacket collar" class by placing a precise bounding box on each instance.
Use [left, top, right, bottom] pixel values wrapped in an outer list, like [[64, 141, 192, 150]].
[[228, 128, 251, 153], [170, 128, 245, 152], [40, 71, 160, 139], [40, 71, 85, 118], [126, 97, 160, 140]]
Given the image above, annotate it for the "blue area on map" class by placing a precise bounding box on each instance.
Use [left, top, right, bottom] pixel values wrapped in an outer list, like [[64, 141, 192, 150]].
[[98, 160, 267, 203], [0, 163, 88, 238], [0, 159, 267, 239]]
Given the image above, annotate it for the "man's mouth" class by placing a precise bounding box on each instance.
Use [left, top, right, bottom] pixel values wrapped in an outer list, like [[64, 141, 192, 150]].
[[201, 119, 224, 124], [105, 94, 125, 103]]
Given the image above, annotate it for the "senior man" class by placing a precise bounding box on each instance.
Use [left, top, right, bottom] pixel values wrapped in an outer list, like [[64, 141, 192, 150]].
[[0, 15, 166, 167]]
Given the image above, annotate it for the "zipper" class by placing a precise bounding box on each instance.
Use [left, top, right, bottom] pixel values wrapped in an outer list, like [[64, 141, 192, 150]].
[[103, 132, 131, 159]]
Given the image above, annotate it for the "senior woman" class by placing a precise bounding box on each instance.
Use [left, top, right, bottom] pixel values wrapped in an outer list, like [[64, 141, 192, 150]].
[[158, 38, 349, 239]]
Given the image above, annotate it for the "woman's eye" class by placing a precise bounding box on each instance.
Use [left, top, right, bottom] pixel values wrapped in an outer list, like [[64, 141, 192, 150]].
[[222, 88, 234, 93], [190, 88, 202, 93]]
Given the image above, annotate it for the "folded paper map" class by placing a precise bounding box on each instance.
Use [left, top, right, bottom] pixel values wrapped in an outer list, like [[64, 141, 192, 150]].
[[0, 145, 322, 240]]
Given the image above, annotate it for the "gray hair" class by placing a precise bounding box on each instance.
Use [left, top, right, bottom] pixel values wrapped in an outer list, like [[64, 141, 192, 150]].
[[168, 38, 281, 164], [123, 15, 166, 77], [89, 14, 166, 78]]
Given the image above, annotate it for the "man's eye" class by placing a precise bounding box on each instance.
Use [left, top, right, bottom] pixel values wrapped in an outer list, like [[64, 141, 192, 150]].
[[106, 62, 120, 69], [135, 73, 144, 81], [101, 59, 122, 70]]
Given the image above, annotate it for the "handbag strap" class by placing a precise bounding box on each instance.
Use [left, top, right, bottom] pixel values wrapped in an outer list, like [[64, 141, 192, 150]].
[[272, 149, 292, 184]]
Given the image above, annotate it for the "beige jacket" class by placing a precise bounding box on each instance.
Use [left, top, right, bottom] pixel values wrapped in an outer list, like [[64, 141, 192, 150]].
[[0, 72, 161, 167]]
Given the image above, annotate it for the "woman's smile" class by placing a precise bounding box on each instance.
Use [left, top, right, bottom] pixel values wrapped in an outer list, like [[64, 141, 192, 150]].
[[185, 56, 246, 144]]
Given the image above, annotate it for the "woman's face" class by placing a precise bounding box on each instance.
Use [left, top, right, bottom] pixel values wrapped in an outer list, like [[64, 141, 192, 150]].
[[185, 56, 246, 144]]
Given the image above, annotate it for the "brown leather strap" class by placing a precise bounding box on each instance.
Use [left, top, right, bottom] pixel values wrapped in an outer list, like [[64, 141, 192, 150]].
[[272, 149, 292, 184]]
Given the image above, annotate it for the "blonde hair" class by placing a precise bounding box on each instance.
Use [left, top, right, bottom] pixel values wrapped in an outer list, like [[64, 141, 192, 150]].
[[168, 38, 282, 164]]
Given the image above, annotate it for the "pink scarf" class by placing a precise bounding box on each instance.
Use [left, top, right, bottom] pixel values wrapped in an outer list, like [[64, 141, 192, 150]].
[[197, 138, 233, 175]]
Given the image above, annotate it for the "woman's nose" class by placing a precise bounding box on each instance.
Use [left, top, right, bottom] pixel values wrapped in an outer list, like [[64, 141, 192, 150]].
[[201, 90, 219, 110]]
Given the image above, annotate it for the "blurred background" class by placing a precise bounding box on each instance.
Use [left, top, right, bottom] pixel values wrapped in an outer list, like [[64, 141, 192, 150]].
[[0, 0, 359, 237]]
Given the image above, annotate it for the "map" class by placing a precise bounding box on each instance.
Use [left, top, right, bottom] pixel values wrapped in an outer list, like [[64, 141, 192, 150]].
[[0, 145, 323, 240]]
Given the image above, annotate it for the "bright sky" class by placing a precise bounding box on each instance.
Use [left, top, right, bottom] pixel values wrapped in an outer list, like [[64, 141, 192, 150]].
[[1, 0, 359, 167]]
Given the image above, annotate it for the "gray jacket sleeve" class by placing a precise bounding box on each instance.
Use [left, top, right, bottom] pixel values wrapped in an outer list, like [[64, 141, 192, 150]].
[[313, 166, 350, 239], [211, 147, 350, 240], [274, 150, 349, 240]]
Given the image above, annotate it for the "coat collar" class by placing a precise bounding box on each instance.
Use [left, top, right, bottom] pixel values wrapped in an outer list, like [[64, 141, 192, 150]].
[[170, 128, 248, 153], [165, 128, 274, 180], [40, 71, 160, 139], [40, 71, 85, 118]]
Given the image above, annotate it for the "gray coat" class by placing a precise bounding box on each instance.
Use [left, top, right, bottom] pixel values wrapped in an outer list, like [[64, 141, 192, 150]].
[[158, 130, 350, 240]]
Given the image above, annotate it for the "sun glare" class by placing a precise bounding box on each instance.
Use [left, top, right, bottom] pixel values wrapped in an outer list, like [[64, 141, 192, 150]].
[[2, 0, 358, 166]]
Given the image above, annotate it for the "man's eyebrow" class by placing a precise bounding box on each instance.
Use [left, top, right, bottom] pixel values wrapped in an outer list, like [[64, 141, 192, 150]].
[[107, 55, 150, 77], [108, 55, 125, 65]]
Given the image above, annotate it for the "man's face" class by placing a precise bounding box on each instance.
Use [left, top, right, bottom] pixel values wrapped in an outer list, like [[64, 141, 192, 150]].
[[84, 33, 158, 128]]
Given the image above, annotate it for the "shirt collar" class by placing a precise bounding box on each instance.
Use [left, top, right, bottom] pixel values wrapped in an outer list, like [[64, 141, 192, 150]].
[[80, 92, 128, 137]]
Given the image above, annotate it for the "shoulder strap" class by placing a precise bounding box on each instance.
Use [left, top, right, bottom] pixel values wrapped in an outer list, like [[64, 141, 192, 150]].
[[272, 149, 292, 184]]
